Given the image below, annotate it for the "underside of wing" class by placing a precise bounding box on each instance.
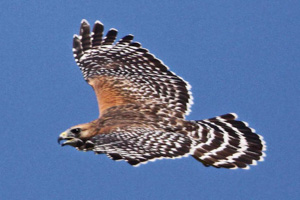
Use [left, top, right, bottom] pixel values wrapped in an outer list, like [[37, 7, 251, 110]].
[[72, 20, 193, 118], [88, 127, 192, 166]]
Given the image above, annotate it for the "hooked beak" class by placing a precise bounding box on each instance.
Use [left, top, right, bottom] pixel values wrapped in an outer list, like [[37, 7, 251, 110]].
[[58, 131, 68, 144], [58, 131, 83, 147]]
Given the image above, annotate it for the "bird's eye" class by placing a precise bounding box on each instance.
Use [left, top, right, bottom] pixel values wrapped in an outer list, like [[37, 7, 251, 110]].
[[71, 128, 81, 134]]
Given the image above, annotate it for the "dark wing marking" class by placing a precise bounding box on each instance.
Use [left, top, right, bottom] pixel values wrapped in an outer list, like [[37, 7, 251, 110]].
[[190, 113, 266, 169], [87, 127, 192, 166], [73, 20, 193, 118]]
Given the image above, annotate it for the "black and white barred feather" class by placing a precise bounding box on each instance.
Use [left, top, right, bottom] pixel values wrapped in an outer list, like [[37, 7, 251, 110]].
[[77, 111, 265, 169], [90, 127, 192, 166], [191, 113, 266, 169], [62, 20, 266, 170], [73, 20, 193, 118]]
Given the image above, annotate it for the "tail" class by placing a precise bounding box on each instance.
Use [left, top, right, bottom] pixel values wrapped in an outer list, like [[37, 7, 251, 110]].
[[191, 113, 266, 169]]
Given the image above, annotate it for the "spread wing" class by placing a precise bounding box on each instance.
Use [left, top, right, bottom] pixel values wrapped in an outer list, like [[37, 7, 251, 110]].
[[73, 20, 193, 118], [87, 127, 192, 166]]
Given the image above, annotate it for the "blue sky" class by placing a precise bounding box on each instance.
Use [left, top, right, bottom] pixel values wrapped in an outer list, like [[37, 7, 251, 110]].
[[0, 1, 299, 199]]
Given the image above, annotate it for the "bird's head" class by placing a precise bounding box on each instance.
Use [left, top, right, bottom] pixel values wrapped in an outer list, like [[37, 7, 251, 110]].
[[58, 122, 98, 147]]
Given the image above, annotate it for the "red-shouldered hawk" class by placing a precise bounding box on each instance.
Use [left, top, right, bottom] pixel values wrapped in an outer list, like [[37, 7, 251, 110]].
[[58, 20, 266, 169]]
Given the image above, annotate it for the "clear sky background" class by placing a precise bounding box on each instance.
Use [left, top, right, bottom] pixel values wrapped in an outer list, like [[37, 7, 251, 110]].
[[0, 1, 299, 200]]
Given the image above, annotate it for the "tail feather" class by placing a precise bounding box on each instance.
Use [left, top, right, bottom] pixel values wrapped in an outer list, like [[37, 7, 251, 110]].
[[191, 113, 266, 169]]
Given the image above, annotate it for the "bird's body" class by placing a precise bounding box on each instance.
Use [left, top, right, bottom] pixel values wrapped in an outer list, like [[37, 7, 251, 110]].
[[58, 20, 266, 169]]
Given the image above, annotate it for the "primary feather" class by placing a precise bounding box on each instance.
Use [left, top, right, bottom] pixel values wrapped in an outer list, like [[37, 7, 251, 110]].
[[58, 20, 266, 169]]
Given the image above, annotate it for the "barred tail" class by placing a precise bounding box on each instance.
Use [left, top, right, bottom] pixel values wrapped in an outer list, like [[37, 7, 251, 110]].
[[191, 113, 266, 169]]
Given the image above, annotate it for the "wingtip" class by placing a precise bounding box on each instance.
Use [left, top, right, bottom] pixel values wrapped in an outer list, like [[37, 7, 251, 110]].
[[81, 19, 90, 25], [129, 41, 142, 47], [73, 34, 81, 49], [94, 20, 103, 25], [109, 28, 118, 32]]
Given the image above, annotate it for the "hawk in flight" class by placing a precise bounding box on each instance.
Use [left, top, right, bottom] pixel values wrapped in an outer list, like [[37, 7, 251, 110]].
[[58, 20, 266, 169]]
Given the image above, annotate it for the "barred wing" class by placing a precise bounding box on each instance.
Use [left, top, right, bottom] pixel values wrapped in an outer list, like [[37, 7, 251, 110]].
[[73, 20, 193, 118], [86, 127, 192, 166]]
